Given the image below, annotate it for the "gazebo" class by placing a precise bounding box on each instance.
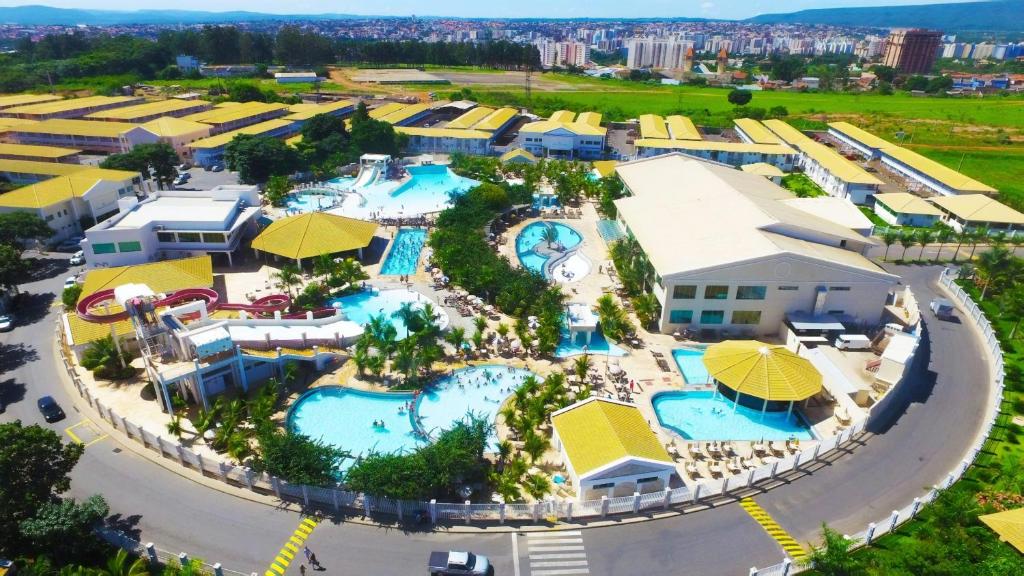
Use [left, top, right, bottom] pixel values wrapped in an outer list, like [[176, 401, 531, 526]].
[[251, 212, 378, 266], [702, 340, 823, 419], [980, 507, 1024, 553]]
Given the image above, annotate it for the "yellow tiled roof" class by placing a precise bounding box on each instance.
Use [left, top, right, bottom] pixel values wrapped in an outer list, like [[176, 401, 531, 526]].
[[799, 140, 884, 186], [520, 119, 606, 137], [499, 148, 538, 163], [0, 142, 80, 159], [762, 119, 813, 147], [929, 194, 1024, 225], [2, 95, 140, 116], [140, 116, 212, 138], [396, 126, 491, 140], [10, 118, 146, 138], [634, 139, 795, 155], [0, 168, 139, 209], [187, 119, 295, 150], [666, 115, 700, 140], [472, 107, 517, 131], [84, 99, 210, 121], [379, 102, 429, 125], [702, 340, 822, 402], [591, 160, 618, 178], [446, 107, 494, 130], [885, 146, 997, 194], [368, 102, 406, 119], [0, 118, 39, 131], [552, 398, 672, 477], [575, 112, 602, 128], [740, 162, 785, 178], [980, 507, 1024, 553], [66, 313, 134, 346], [639, 114, 669, 139], [181, 101, 288, 126], [873, 192, 942, 216], [734, 118, 782, 145], [0, 158, 89, 177], [251, 212, 377, 260], [80, 255, 213, 299], [549, 110, 576, 123], [828, 121, 895, 151], [284, 100, 355, 121], [0, 93, 62, 109]]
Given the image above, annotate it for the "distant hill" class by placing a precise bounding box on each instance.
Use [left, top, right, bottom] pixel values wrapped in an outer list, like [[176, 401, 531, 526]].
[[747, 1, 1023, 32], [0, 5, 367, 25]]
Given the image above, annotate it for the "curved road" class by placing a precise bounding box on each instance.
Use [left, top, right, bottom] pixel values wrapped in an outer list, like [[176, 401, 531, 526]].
[[0, 258, 991, 575]]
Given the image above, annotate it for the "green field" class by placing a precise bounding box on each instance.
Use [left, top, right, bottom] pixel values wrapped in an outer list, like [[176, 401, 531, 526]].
[[914, 146, 1024, 208]]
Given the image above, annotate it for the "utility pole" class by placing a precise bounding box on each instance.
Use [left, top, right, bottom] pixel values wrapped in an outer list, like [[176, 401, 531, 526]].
[[525, 65, 532, 101]]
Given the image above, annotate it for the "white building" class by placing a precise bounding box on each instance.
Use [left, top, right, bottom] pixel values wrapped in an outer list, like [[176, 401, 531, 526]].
[[613, 154, 899, 337], [872, 192, 942, 228], [520, 111, 606, 160], [275, 72, 320, 84], [82, 186, 262, 268]]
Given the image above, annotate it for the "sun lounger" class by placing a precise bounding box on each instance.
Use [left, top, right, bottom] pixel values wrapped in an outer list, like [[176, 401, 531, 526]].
[[752, 442, 767, 455], [684, 461, 699, 479], [727, 458, 742, 474], [769, 441, 786, 456], [708, 461, 724, 477], [785, 439, 800, 453], [688, 443, 702, 459]]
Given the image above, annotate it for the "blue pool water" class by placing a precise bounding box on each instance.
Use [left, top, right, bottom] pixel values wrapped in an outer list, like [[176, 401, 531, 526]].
[[672, 348, 711, 385], [516, 222, 583, 275], [329, 289, 437, 339], [652, 391, 814, 441], [323, 165, 480, 219], [285, 190, 341, 214], [380, 228, 427, 276], [556, 326, 627, 357], [288, 365, 539, 468]]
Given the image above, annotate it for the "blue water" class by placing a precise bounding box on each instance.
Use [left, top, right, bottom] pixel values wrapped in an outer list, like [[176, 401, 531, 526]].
[[323, 165, 479, 219], [516, 222, 583, 275], [285, 190, 340, 214], [596, 219, 626, 243], [532, 194, 560, 209], [288, 365, 540, 468], [556, 326, 627, 357], [380, 228, 427, 276], [672, 348, 711, 385], [329, 289, 433, 340], [652, 391, 814, 441]]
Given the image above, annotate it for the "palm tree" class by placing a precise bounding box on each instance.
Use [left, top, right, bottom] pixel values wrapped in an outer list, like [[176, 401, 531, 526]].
[[542, 223, 559, 248], [523, 473, 551, 500], [914, 228, 934, 261], [499, 404, 520, 437], [335, 257, 368, 289], [100, 549, 148, 576], [881, 228, 900, 261], [352, 347, 369, 375], [226, 432, 251, 462], [192, 407, 218, 440], [392, 301, 422, 337], [166, 415, 184, 439], [522, 430, 550, 464], [976, 245, 1012, 300], [474, 315, 488, 334], [933, 225, 955, 263], [632, 293, 660, 330], [496, 439, 513, 469], [968, 228, 988, 261], [1002, 286, 1024, 339], [573, 354, 591, 385], [445, 326, 466, 358], [898, 231, 915, 261], [366, 353, 386, 377], [312, 253, 336, 281], [490, 469, 523, 503], [273, 263, 302, 299], [595, 294, 628, 340], [801, 524, 863, 574]]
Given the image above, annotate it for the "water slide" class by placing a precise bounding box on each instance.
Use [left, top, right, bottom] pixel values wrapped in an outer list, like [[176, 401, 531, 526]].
[[352, 163, 380, 188], [76, 288, 299, 324]]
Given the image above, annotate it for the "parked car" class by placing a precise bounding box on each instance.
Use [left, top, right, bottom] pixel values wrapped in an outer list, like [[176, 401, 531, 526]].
[[37, 396, 66, 423], [0, 314, 13, 331], [428, 551, 491, 576], [173, 175, 189, 186], [210, 164, 224, 172], [69, 250, 85, 265], [64, 276, 78, 290], [177, 163, 190, 171], [930, 298, 956, 320]]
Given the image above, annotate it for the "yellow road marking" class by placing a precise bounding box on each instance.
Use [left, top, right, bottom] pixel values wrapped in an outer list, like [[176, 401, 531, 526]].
[[265, 517, 319, 575], [65, 419, 109, 447], [739, 498, 806, 559]]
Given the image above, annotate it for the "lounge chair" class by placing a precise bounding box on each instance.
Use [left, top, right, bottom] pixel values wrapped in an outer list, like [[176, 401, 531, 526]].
[[786, 439, 800, 453], [684, 461, 699, 479], [836, 406, 852, 425], [708, 461, 724, 477], [688, 443, 702, 459], [769, 441, 786, 456], [727, 458, 742, 474]]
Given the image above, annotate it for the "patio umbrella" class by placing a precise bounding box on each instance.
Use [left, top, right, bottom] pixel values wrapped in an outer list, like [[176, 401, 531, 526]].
[[608, 364, 623, 375]]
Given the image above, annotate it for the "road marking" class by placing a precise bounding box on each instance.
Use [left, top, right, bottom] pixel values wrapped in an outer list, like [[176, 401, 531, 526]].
[[264, 517, 319, 576], [512, 533, 521, 576], [739, 498, 806, 560], [65, 419, 108, 447], [524, 532, 589, 575]]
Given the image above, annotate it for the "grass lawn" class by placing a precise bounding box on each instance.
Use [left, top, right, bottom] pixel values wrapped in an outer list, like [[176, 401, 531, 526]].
[[781, 173, 828, 198], [912, 146, 1024, 209]]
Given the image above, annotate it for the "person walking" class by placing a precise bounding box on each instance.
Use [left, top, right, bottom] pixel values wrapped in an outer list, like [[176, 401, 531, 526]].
[[300, 564, 307, 576], [303, 546, 313, 564]]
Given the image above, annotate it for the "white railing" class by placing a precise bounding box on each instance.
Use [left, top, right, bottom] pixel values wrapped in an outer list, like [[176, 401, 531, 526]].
[[751, 268, 1006, 575]]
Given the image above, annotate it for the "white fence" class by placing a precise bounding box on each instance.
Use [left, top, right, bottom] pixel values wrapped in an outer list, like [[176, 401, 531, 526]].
[[751, 268, 1006, 575]]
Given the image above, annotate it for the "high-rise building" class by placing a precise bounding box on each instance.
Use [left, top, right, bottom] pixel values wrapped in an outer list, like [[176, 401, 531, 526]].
[[882, 29, 942, 74]]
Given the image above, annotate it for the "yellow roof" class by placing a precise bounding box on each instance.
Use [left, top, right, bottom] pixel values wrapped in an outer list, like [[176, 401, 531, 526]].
[[702, 340, 823, 402], [286, 134, 303, 147], [84, 99, 210, 121], [740, 162, 785, 178], [251, 212, 378, 260], [884, 146, 997, 194], [576, 111, 602, 128], [0, 117, 38, 131], [520, 120, 605, 137], [929, 194, 1024, 225], [284, 100, 355, 121], [0, 168, 139, 209], [1, 95, 140, 116], [666, 115, 700, 140], [140, 116, 212, 138], [80, 255, 213, 299], [799, 140, 884, 186], [639, 114, 669, 139], [550, 110, 576, 123], [734, 118, 782, 145], [827, 122, 895, 150], [379, 102, 429, 125], [473, 107, 517, 131], [873, 192, 942, 216], [762, 119, 813, 147], [0, 158, 90, 177], [10, 118, 146, 139], [0, 143, 80, 159], [591, 160, 618, 178], [0, 93, 62, 109], [187, 119, 294, 150], [181, 101, 288, 126], [66, 313, 134, 346], [634, 139, 796, 155], [368, 102, 405, 119], [499, 148, 538, 163], [980, 507, 1024, 553], [552, 398, 672, 477], [395, 126, 491, 140], [446, 106, 494, 129]]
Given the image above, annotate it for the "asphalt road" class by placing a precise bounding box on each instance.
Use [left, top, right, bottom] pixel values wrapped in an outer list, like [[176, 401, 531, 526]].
[[0, 258, 992, 576]]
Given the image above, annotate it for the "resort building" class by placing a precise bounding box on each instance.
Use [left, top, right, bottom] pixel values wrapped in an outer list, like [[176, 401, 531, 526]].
[[0, 95, 144, 121], [8, 119, 161, 154], [551, 397, 676, 501], [83, 99, 213, 123], [81, 185, 262, 268], [928, 194, 1024, 234], [500, 148, 538, 165], [613, 154, 898, 337], [826, 121, 894, 160], [140, 117, 213, 162], [519, 110, 607, 160], [0, 142, 81, 163], [284, 100, 356, 128], [763, 119, 882, 204], [0, 168, 141, 240], [0, 93, 62, 110], [634, 139, 796, 172], [250, 211, 378, 266], [377, 103, 433, 126], [733, 118, 782, 145], [0, 158, 93, 184], [181, 102, 290, 135], [781, 196, 875, 237], [0, 118, 39, 140], [275, 72, 319, 83], [396, 127, 492, 155], [871, 192, 942, 227], [740, 162, 784, 185], [638, 115, 702, 141], [188, 119, 297, 168]]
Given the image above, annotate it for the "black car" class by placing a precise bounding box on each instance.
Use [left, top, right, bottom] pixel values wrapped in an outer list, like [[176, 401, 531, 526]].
[[37, 396, 65, 423]]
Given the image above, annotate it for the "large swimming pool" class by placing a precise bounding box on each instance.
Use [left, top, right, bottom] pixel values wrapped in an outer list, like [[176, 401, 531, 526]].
[[515, 222, 583, 276], [288, 365, 538, 469], [672, 348, 711, 385], [327, 165, 479, 219], [329, 288, 447, 339], [285, 190, 342, 215], [652, 390, 814, 441], [380, 228, 427, 276]]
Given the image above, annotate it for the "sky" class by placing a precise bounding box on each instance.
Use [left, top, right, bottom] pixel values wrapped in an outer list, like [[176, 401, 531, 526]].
[[0, 0, 983, 19]]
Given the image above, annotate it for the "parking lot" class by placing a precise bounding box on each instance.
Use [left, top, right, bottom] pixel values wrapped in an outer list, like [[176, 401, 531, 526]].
[[173, 166, 243, 190]]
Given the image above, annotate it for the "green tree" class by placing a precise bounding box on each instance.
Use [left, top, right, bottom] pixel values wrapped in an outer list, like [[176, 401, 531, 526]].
[[914, 228, 934, 261], [252, 428, 348, 486], [62, 284, 82, 311], [0, 243, 29, 289], [727, 89, 753, 106], [802, 524, 864, 576], [632, 293, 660, 330], [933, 224, 955, 263], [264, 174, 290, 208], [101, 143, 179, 190], [522, 430, 549, 464], [881, 228, 900, 262], [349, 116, 406, 157], [79, 335, 132, 379], [224, 135, 300, 184], [100, 549, 149, 576], [523, 473, 550, 500], [227, 82, 267, 102], [898, 231, 915, 261], [19, 495, 109, 562], [0, 212, 53, 249], [272, 263, 302, 298]]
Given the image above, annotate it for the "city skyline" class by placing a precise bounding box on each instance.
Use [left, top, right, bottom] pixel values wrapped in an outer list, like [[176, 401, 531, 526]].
[[0, 0, 983, 20]]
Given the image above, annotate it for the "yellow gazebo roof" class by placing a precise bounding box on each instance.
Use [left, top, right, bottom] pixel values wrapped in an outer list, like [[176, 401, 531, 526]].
[[980, 507, 1024, 553], [251, 212, 378, 261], [702, 340, 822, 402]]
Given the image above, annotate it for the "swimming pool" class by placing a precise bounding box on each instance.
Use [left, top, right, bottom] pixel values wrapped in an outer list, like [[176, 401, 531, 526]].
[[380, 228, 427, 276], [556, 326, 627, 357], [327, 165, 479, 219], [288, 365, 539, 468], [672, 348, 711, 385], [329, 288, 448, 339], [515, 222, 583, 276], [652, 391, 814, 441], [285, 190, 341, 214]]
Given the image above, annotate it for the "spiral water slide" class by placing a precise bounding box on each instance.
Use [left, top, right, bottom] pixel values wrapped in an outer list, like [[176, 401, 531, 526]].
[[76, 288, 294, 324]]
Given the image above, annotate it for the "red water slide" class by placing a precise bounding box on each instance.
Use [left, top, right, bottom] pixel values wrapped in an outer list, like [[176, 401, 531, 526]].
[[76, 288, 293, 323]]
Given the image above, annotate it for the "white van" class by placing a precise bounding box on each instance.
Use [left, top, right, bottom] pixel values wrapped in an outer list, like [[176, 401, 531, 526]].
[[835, 334, 871, 350]]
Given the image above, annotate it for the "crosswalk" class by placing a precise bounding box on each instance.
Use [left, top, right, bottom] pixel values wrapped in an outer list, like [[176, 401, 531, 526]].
[[524, 530, 590, 575]]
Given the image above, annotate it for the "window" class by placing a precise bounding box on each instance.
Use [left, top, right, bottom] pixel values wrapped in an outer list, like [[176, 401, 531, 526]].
[[45, 214, 54, 222], [732, 311, 762, 325], [202, 232, 226, 243], [700, 310, 725, 325], [593, 482, 615, 490], [827, 310, 845, 315], [704, 285, 729, 300], [637, 477, 660, 484], [778, 286, 799, 291], [736, 286, 767, 300], [157, 232, 176, 243], [92, 243, 116, 254], [829, 286, 851, 292], [117, 241, 142, 253], [177, 232, 201, 243], [669, 310, 693, 324], [673, 285, 697, 300]]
